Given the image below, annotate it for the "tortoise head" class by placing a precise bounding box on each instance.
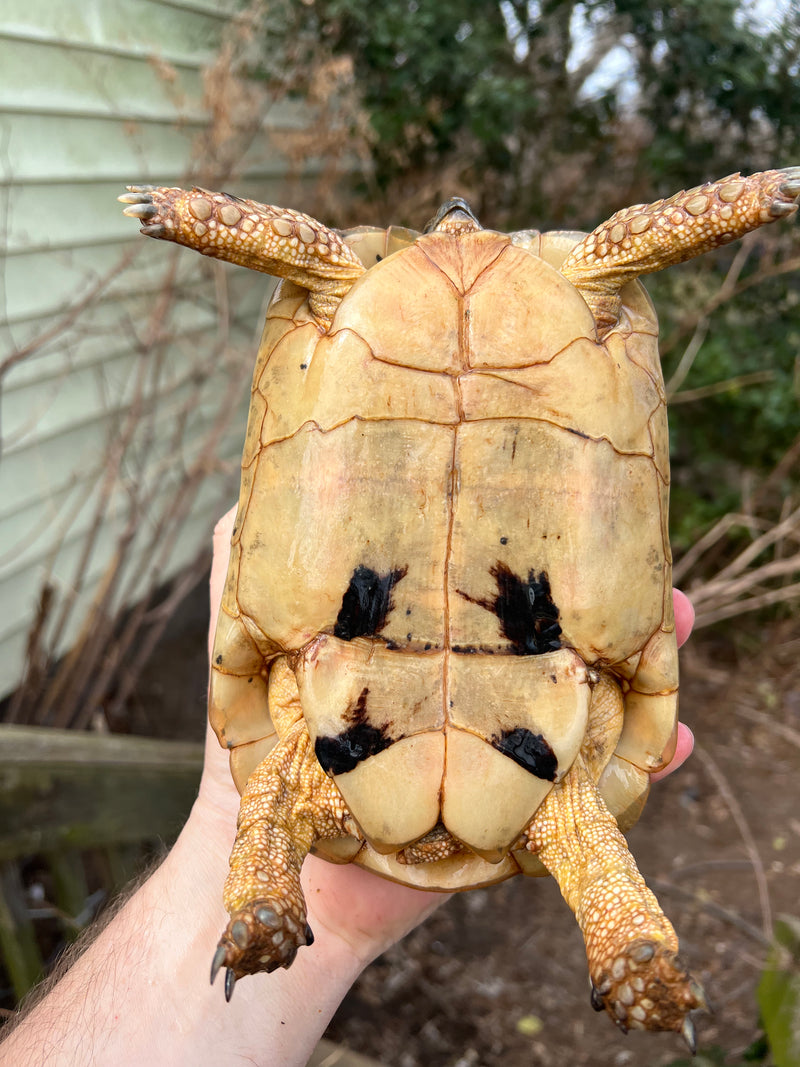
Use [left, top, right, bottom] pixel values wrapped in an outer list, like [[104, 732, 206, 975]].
[[424, 197, 482, 235]]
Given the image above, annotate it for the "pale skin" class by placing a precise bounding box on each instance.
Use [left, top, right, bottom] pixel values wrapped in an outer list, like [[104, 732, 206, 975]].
[[0, 507, 695, 1067]]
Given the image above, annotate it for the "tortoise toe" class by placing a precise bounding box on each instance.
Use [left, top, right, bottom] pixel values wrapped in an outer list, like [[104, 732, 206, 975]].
[[211, 901, 311, 984]]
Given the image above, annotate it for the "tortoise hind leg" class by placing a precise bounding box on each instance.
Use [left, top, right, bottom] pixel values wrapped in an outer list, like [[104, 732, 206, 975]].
[[211, 715, 360, 999], [524, 755, 705, 1045]]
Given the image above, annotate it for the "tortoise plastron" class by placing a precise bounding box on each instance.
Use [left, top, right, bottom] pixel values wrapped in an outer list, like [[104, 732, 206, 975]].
[[121, 168, 799, 1046]]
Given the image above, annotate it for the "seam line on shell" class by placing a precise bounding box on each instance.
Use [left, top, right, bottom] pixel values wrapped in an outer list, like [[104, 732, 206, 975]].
[[256, 413, 661, 461]]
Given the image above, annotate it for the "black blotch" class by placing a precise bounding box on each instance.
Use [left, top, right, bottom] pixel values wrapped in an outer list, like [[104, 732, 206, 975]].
[[334, 564, 408, 641], [376, 254, 383, 262], [300, 363, 308, 370], [492, 727, 557, 780], [458, 563, 562, 655], [492, 565, 562, 654], [215, 654, 223, 664], [500, 536, 508, 545], [314, 687, 395, 775], [567, 426, 590, 439]]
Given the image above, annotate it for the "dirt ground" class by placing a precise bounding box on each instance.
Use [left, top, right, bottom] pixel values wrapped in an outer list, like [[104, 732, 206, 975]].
[[134, 598, 800, 1067]]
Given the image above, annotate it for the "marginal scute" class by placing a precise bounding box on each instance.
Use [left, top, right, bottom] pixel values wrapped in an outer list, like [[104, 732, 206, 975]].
[[615, 689, 679, 771], [230, 735, 278, 794], [597, 754, 651, 832], [209, 668, 271, 751]]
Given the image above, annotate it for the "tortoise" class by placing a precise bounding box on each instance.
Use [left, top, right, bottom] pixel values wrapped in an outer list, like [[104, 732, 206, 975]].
[[121, 168, 799, 1047]]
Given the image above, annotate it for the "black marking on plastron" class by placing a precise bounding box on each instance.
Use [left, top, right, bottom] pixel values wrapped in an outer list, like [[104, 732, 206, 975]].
[[457, 563, 562, 655], [492, 727, 558, 780], [314, 687, 396, 776], [333, 564, 408, 641]]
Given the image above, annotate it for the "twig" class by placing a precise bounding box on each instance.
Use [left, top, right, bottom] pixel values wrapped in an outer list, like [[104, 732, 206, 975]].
[[669, 369, 775, 405], [693, 580, 800, 628], [693, 744, 772, 943], [693, 555, 800, 607], [665, 318, 709, 398], [650, 877, 771, 948], [672, 513, 770, 585], [733, 704, 800, 750], [669, 859, 754, 879]]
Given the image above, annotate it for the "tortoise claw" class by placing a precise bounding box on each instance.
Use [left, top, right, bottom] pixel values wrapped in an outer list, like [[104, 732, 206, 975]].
[[690, 979, 711, 1015], [771, 169, 800, 216], [118, 189, 156, 205], [681, 1015, 697, 1055], [121, 201, 158, 220], [769, 200, 799, 218], [212, 899, 310, 990], [210, 944, 226, 986], [779, 166, 800, 195]]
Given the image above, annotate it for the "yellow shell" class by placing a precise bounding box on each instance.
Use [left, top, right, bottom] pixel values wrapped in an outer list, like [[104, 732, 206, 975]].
[[209, 222, 675, 889]]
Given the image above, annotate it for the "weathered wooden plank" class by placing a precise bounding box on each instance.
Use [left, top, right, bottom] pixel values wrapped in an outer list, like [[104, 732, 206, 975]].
[[0, 726, 203, 861]]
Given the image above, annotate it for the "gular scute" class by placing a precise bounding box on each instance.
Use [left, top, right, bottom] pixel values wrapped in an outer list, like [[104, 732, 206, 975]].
[[492, 727, 558, 781], [333, 564, 409, 641]]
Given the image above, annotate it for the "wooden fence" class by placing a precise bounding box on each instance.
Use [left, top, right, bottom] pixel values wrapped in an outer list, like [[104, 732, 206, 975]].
[[0, 724, 382, 1066]]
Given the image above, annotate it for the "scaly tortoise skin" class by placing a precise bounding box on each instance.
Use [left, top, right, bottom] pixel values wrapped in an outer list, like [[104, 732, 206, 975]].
[[123, 169, 799, 1047]]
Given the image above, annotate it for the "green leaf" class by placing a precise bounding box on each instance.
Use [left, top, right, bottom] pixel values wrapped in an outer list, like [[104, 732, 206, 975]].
[[757, 917, 800, 1067]]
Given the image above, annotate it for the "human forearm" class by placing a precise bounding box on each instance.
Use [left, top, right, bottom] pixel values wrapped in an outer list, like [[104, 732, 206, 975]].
[[0, 802, 365, 1067]]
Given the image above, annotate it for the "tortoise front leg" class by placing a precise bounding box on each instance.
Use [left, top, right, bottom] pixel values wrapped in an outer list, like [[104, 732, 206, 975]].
[[211, 717, 359, 1000], [119, 186, 365, 327], [561, 168, 800, 330], [525, 756, 706, 1047]]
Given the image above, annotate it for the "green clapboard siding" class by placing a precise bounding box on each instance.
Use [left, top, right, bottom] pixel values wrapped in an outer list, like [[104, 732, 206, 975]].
[[0, 1, 315, 700]]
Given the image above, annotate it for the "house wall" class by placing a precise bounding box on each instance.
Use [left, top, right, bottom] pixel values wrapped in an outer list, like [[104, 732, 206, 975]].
[[0, 0, 313, 702]]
